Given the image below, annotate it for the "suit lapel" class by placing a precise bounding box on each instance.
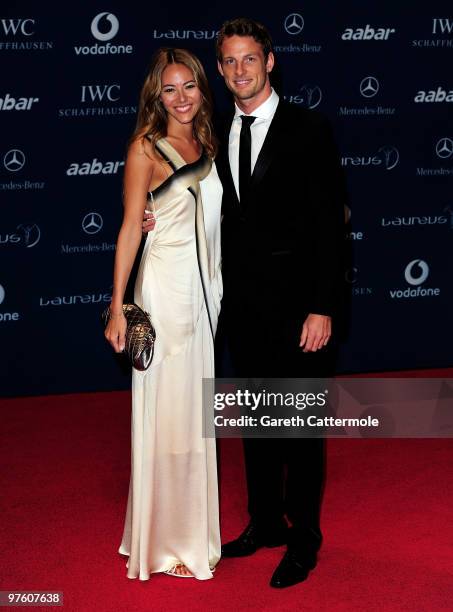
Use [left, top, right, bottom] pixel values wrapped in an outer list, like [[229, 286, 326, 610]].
[[217, 112, 241, 211], [249, 101, 284, 192]]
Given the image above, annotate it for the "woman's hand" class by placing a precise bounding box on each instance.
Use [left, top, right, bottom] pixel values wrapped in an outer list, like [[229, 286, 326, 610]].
[[105, 311, 127, 353], [142, 210, 156, 234]]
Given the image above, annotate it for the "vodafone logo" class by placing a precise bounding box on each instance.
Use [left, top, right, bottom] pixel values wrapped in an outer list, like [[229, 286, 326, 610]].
[[404, 259, 429, 286], [389, 259, 440, 299], [74, 13, 132, 55], [0, 284, 4, 305], [91, 13, 119, 41]]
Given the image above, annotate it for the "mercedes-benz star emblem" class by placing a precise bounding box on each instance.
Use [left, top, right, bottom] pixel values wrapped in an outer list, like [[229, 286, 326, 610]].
[[4, 149, 26, 172], [284, 13, 304, 35], [82, 212, 103, 235], [360, 76, 379, 98], [300, 85, 322, 109], [91, 12, 119, 41], [436, 137, 453, 159]]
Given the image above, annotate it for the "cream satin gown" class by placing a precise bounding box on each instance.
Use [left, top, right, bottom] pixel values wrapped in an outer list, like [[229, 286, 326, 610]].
[[118, 138, 222, 580]]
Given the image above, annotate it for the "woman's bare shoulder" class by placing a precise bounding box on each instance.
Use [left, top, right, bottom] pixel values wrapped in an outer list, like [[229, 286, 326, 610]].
[[127, 135, 159, 164]]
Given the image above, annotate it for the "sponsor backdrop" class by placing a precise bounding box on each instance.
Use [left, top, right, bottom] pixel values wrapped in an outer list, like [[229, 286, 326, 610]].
[[1, 2, 452, 396]]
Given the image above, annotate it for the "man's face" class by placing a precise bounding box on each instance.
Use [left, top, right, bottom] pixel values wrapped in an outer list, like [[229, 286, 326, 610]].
[[217, 35, 274, 104]]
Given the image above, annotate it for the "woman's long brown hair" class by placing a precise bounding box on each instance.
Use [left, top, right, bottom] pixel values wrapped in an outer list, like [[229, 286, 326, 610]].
[[130, 47, 217, 158]]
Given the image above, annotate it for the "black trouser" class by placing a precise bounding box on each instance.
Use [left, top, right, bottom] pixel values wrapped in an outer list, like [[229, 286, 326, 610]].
[[217, 307, 334, 555]]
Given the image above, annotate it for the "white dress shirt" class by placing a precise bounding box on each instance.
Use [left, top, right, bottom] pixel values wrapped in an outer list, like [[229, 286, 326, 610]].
[[228, 88, 279, 200]]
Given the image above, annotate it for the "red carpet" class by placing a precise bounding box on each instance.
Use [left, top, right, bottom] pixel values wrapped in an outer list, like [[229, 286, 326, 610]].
[[1, 390, 453, 611]]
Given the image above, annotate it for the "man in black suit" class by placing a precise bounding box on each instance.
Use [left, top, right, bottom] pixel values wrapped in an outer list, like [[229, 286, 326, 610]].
[[214, 18, 345, 588]]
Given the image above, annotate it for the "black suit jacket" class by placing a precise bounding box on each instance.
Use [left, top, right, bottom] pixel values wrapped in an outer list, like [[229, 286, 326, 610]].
[[216, 100, 345, 337]]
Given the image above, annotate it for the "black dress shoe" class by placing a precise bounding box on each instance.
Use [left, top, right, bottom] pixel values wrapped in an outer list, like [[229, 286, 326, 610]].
[[270, 550, 317, 588], [221, 521, 288, 558]]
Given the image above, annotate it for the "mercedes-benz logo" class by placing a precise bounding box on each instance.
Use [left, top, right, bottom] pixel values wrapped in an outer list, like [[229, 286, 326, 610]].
[[436, 137, 453, 159], [82, 212, 103, 234], [284, 13, 304, 35], [378, 145, 400, 170], [404, 259, 429, 286], [4, 149, 25, 172], [299, 85, 322, 109], [0, 284, 4, 305], [17, 224, 41, 248], [91, 12, 119, 41], [360, 76, 379, 98]]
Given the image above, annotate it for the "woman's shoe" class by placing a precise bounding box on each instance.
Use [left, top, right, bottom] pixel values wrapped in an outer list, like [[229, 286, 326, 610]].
[[164, 563, 193, 578], [164, 563, 217, 578]]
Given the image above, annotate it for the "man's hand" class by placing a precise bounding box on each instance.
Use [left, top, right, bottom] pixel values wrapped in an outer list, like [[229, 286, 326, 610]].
[[299, 314, 331, 352], [142, 209, 155, 234]]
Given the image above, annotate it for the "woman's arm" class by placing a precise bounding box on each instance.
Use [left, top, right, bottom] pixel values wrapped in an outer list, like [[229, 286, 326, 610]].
[[105, 138, 154, 353]]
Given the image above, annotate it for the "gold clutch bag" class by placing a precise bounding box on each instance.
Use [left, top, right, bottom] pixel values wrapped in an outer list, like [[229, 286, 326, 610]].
[[103, 304, 156, 371]]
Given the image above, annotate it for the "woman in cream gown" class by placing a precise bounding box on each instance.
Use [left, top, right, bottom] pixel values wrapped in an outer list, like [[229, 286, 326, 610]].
[[105, 49, 222, 580]]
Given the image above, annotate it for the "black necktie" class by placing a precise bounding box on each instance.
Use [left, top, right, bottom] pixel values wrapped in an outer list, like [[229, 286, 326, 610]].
[[239, 115, 256, 203]]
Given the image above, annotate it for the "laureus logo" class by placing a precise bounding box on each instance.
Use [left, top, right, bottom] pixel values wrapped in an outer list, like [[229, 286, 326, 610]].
[[299, 85, 322, 108], [378, 146, 399, 170]]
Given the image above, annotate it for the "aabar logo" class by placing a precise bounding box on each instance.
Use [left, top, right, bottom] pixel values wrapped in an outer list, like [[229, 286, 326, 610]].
[[341, 25, 396, 40], [0, 93, 39, 110], [415, 87, 453, 102], [67, 159, 124, 176]]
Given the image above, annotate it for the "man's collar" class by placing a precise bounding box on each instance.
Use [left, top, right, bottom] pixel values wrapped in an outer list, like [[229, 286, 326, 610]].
[[234, 88, 279, 120]]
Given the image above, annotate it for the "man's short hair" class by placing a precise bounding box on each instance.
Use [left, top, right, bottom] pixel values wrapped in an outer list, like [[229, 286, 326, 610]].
[[216, 17, 273, 61]]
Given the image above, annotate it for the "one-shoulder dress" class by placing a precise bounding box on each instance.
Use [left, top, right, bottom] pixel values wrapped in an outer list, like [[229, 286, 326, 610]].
[[118, 138, 222, 580]]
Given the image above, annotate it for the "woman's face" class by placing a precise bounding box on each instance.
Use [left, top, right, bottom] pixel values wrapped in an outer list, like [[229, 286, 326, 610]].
[[160, 63, 202, 125]]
